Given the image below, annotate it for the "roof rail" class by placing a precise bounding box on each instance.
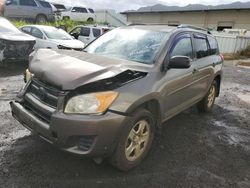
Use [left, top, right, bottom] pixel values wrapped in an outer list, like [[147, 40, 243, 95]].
[[178, 24, 211, 34]]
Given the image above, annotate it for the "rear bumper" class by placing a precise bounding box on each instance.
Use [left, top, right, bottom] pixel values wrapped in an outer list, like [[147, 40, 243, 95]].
[[10, 101, 129, 157]]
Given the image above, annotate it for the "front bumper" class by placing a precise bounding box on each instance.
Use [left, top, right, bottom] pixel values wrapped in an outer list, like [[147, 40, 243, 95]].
[[10, 101, 129, 157]]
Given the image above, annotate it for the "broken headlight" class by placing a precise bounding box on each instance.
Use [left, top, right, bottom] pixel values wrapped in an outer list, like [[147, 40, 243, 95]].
[[64, 91, 118, 115]]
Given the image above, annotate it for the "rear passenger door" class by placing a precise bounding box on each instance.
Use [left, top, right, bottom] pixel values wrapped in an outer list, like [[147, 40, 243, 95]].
[[191, 33, 217, 99]]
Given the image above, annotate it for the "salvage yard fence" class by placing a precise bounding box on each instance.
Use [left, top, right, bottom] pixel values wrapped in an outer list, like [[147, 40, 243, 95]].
[[212, 32, 250, 54]]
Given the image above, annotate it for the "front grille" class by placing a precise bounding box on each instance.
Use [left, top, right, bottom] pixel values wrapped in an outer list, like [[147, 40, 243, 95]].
[[23, 100, 51, 123], [22, 79, 65, 124], [28, 79, 63, 109]]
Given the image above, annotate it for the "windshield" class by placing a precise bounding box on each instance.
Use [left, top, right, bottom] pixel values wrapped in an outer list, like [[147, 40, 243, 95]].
[[85, 28, 169, 64], [0, 18, 21, 33], [42, 27, 73, 40]]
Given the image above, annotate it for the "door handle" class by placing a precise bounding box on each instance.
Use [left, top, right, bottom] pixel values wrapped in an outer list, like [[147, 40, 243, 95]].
[[192, 68, 198, 74]]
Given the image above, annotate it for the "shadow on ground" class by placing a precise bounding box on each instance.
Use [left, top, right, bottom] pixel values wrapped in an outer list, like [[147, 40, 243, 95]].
[[1, 105, 249, 188]]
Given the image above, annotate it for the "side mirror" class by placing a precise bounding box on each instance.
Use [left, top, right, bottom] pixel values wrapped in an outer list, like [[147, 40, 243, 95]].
[[168, 56, 191, 69]]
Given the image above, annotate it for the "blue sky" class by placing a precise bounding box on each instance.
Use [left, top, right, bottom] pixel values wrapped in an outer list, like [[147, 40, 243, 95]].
[[48, 0, 250, 11]]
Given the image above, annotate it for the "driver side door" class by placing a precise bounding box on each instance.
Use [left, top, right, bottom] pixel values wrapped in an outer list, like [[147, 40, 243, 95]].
[[161, 33, 198, 120]]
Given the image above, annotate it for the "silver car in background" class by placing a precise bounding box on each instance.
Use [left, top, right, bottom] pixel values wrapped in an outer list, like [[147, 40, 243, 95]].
[[4, 0, 55, 23]]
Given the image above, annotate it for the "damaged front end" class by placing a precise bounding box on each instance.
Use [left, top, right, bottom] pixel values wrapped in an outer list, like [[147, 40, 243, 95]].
[[0, 39, 35, 62]]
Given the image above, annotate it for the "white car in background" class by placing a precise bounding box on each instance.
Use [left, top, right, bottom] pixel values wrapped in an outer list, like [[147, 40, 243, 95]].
[[20, 25, 85, 51], [61, 7, 96, 22], [69, 25, 114, 44]]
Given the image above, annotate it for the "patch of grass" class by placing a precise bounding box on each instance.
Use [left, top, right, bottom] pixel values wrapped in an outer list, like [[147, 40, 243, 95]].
[[11, 19, 106, 31]]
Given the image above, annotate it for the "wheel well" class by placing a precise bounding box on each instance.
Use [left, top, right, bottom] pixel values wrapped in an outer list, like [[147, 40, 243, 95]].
[[214, 75, 221, 97], [36, 14, 47, 21], [132, 100, 161, 128], [87, 17, 94, 21]]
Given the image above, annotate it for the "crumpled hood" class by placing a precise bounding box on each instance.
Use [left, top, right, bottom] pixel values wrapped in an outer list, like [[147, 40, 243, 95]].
[[29, 49, 149, 90], [0, 32, 36, 41], [51, 39, 85, 48]]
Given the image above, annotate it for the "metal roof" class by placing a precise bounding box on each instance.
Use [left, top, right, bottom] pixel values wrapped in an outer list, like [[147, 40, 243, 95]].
[[122, 1, 250, 14]]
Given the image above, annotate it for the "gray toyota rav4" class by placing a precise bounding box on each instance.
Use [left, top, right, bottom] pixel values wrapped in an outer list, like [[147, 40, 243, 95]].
[[10, 24, 223, 171]]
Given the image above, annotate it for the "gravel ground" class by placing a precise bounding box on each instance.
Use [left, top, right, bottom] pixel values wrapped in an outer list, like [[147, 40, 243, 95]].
[[0, 62, 250, 188]]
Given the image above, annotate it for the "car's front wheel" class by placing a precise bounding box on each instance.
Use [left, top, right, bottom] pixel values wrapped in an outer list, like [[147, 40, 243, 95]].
[[197, 80, 217, 112], [109, 109, 155, 171], [36, 14, 47, 23]]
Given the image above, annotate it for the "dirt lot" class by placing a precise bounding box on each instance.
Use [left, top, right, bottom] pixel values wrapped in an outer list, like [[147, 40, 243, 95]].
[[0, 62, 250, 188]]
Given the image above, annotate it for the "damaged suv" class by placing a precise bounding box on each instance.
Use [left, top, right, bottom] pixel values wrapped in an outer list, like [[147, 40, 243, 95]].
[[0, 17, 35, 63], [10, 25, 223, 171]]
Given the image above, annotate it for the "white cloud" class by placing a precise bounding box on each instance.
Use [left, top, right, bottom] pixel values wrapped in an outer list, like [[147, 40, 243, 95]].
[[48, 0, 250, 12]]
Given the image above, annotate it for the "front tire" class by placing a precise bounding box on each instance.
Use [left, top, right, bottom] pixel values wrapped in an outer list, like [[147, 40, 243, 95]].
[[197, 80, 217, 112], [109, 109, 155, 171], [36, 14, 47, 23]]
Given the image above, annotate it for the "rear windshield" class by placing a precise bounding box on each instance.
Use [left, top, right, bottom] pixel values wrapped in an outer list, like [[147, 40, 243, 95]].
[[86, 28, 169, 64]]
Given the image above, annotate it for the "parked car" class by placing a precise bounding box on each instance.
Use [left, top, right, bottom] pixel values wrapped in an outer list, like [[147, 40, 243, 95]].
[[10, 24, 223, 171], [60, 6, 96, 22], [4, 0, 55, 23], [0, 17, 35, 63], [20, 25, 85, 50], [69, 25, 114, 44]]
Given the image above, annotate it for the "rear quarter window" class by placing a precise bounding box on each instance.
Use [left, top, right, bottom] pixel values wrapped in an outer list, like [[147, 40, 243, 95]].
[[208, 36, 219, 55]]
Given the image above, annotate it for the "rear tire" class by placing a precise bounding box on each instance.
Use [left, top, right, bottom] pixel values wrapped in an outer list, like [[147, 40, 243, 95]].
[[197, 80, 217, 113], [109, 109, 155, 171], [36, 14, 47, 23]]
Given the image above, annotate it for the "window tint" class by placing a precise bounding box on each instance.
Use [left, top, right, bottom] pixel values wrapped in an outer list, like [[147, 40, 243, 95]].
[[80, 8, 88, 13], [171, 37, 193, 58], [38, 1, 51, 8], [208, 36, 219, 55], [21, 27, 31, 34], [93, 28, 101, 38], [88, 8, 94, 13], [20, 0, 37, 6], [31, 28, 43, 39], [81, 27, 90, 37], [194, 35, 209, 59]]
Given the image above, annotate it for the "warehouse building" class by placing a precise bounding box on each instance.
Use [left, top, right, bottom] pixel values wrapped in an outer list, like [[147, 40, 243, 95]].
[[122, 2, 250, 31]]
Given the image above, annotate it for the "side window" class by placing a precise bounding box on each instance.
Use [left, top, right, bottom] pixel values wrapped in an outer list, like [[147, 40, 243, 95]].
[[170, 37, 193, 59], [80, 8, 88, 13], [21, 27, 31, 34], [20, 0, 37, 6], [194, 35, 209, 59], [88, 8, 94, 13], [92, 28, 101, 38], [81, 27, 90, 37], [31, 28, 43, 39], [208, 36, 219, 55]]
